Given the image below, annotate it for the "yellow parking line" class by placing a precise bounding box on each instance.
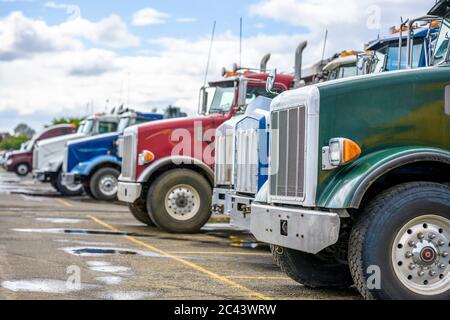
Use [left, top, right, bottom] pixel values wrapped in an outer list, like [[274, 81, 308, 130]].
[[167, 251, 271, 256], [57, 199, 73, 208], [88, 215, 272, 301], [226, 276, 291, 280]]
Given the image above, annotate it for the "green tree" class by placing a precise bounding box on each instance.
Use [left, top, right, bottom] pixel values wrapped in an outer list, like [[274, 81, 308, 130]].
[[0, 135, 29, 150], [14, 123, 35, 138]]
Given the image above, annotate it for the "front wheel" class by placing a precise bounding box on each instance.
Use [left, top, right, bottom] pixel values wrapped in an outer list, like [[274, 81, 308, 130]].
[[147, 169, 212, 234], [129, 199, 154, 226], [349, 182, 450, 300], [56, 171, 83, 196], [271, 245, 353, 288], [15, 163, 29, 177], [89, 167, 120, 201]]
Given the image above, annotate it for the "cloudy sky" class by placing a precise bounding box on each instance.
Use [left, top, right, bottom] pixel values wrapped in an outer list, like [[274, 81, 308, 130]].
[[0, 0, 433, 133]]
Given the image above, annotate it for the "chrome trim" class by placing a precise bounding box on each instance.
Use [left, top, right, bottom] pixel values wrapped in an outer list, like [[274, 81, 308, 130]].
[[136, 156, 214, 185], [250, 203, 340, 254], [117, 181, 142, 203], [119, 126, 138, 182], [268, 86, 320, 207]]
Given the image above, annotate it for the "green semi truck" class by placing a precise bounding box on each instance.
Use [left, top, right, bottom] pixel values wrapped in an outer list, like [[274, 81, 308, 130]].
[[250, 0, 450, 300]]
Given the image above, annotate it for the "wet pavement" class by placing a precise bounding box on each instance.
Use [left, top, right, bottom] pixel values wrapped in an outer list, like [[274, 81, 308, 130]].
[[0, 170, 360, 300]]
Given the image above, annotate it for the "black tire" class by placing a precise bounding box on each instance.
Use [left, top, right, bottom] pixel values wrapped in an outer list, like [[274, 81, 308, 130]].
[[129, 199, 154, 226], [50, 179, 59, 192], [89, 167, 120, 201], [349, 182, 450, 300], [15, 163, 29, 177], [56, 171, 83, 196], [83, 184, 95, 199], [271, 245, 353, 288], [147, 169, 212, 234]]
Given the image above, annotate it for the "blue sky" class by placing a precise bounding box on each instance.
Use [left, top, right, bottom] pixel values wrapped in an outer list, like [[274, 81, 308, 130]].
[[0, 0, 432, 133]]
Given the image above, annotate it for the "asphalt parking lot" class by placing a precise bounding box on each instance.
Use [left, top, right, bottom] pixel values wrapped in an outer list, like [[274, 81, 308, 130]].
[[0, 169, 360, 300]]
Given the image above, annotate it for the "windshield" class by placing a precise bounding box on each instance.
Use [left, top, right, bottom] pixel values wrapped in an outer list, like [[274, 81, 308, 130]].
[[82, 119, 95, 134], [98, 121, 118, 134], [385, 41, 424, 71], [328, 64, 357, 80], [77, 122, 85, 134], [118, 117, 130, 133], [206, 86, 236, 114], [433, 18, 450, 65]]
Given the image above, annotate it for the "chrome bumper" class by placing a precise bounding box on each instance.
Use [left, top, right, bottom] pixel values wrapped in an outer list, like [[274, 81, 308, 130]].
[[211, 187, 233, 215], [33, 171, 47, 182], [250, 203, 340, 255], [118, 181, 142, 203], [230, 194, 254, 231], [61, 173, 78, 186]]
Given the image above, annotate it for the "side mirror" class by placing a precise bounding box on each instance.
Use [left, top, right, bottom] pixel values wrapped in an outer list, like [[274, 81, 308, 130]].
[[237, 79, 248, 109], [199, 87, 208, 115], [266, 69, 278, 95]]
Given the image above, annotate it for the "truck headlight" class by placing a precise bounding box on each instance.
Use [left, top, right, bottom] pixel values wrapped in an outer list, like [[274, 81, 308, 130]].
[[326, 138, 362, 168], [138, 150, 155, 166], [6, 159, 13, 166]]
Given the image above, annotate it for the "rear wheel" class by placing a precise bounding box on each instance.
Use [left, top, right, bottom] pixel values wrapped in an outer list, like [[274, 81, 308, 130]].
[[56, 171, 83, 196], [147, 169, 212, 233], [89, 167, 120, 201], [129, 199, 154, 226], [349, 182, 450, 300], [15, 163, 30, 176], [271, 245, 353, 288]]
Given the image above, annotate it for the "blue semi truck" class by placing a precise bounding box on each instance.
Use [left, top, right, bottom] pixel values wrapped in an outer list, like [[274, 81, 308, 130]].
[[212, 21, 440, 230], [62, 110, 163, 201]]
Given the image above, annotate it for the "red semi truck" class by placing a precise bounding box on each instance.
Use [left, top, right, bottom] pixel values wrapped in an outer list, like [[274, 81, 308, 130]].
[[117, 48, 307, 233], [5, 124, 76, 176]]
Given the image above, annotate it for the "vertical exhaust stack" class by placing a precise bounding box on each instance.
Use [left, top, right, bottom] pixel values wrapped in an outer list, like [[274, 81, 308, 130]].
[[294, 41, 308, 88], [260, 53, 271, 73]]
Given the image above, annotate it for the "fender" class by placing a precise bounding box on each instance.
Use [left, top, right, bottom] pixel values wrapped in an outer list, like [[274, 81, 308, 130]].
[[70, 155, 122, 177], [137, 156, 214, 185], [317, 147, 450, 209]]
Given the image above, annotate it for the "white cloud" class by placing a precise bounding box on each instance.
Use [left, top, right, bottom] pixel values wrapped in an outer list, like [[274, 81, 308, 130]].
[[44, 1, 81, 20], [0, 11, 139, 61], [132, 8, 170, 26]]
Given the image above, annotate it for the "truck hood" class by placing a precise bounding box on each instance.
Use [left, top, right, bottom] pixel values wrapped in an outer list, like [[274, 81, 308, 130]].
[[66, 132, 119, 172], [34, 133, 86, 172]]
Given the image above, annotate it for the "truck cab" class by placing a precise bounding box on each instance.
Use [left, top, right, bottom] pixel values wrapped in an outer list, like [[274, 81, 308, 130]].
[[216, 48, 370, 231], [249, 0, 450, 300], [62, 111, 163, 201], [33, 113, 119, 196], [5, 124, 75, 177], [117, 56, 294, 234]]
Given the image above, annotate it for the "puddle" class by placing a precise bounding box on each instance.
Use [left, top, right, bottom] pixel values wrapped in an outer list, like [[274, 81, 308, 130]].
[[1, 279, 97, 294], [95, 276, 123, 285], [101, 291, 157, 300], [13, 228, 150, 237], [36, 218, 85, 224], [62, 247, 162, 257]]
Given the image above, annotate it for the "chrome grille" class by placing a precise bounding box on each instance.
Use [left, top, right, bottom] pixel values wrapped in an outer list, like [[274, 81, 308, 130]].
[[270, 106, 306, 201], [117, 137, 124, 159], [235, 129, 258, 194], [62, 146, 68, 172], [32, 145, 39, 170], [121, 133, 135, 180], [214, 134, 233, 186]]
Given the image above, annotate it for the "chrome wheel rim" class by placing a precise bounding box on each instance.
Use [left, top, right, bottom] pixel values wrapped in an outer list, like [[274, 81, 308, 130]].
[[392, 215, 450, 296], [99, 175, 118, 197], [164, 184, 200, 221], [17, 165, 28, 175]]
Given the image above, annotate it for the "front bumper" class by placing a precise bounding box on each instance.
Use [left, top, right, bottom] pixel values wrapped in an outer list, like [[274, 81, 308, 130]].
[[61, 173, 81, 187], [230, 194, 254, 231], [250, 203, 341, 255], [33, 170, 57, 182], [118, 181, 142, 203], [212, 187, 233, 215]]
